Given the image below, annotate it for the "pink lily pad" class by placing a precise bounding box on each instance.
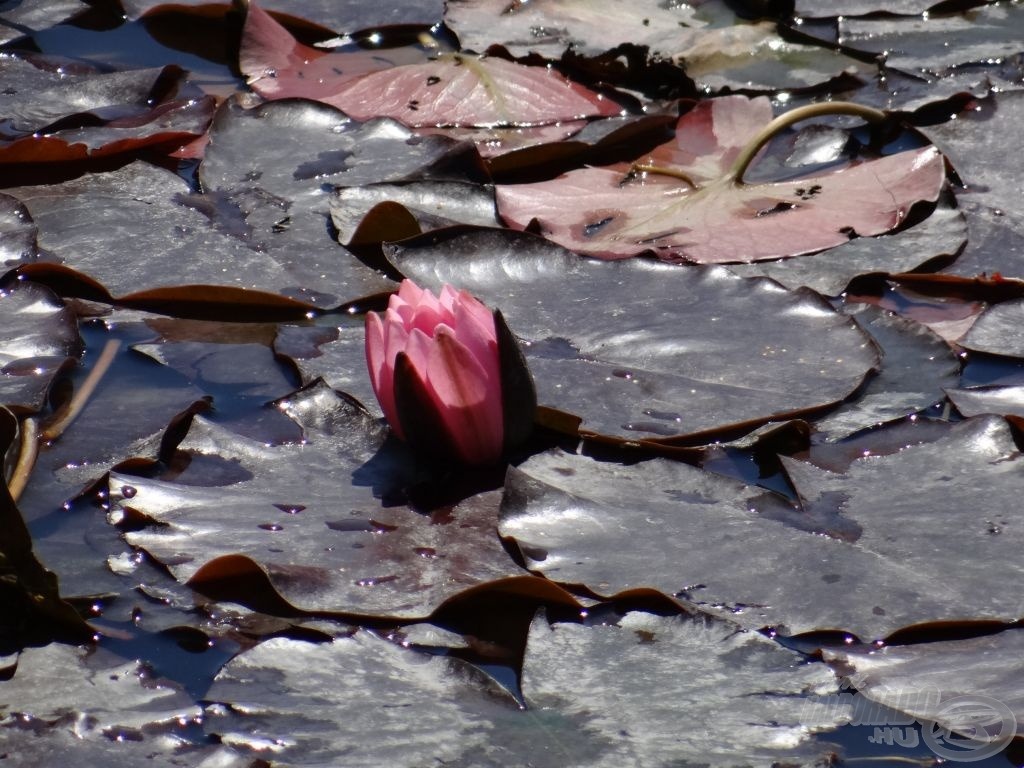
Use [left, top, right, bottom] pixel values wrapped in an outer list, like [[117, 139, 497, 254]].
[[496, 95, 947, 263], [240, 1, 620, 128]]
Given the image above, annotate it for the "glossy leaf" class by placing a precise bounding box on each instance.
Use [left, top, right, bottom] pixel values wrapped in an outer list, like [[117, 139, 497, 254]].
[[204, 614, 846, 766], [113, 381, 523, 617], [388, 226, 878, 441], [499, 416, 1024, 639]]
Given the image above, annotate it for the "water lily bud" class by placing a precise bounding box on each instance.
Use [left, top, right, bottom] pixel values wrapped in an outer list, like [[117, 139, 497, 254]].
[[365, 279, 536, 465]]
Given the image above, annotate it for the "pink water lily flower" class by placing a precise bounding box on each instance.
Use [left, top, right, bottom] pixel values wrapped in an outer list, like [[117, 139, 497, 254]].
[[365, 279, 507, 465]]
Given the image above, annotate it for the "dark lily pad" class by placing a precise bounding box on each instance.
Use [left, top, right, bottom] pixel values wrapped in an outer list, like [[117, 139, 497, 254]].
[[0, 280, 81, 414], [0, 193, 38, 267], [0, 56, 213, 167], [0, 407, 91, 650], [199, 96, 484, 208], [387, 226, 879, 442], [521, 612, 846, 766], [822, 629, 1024, 751], [794, 0, 948, 17], [809, 302, 960, 438], [0, 642, 200, 731], [947, 385, 1024, 419], [5, 161, 382, 308], [0, 2, 87, 46], [677, 21, 870, 93], [959, 298, 1024, 356], [331, 181, 498, 245], [444, 0, 704, 58], [0, 725, 252, 768], [272, 320, 382, 417], [112, 380, 523, 618], [124, 0, 444, 29], [499, 415, 1024, 638], [919, 91, 1024, 279], [838, 4, 1024, 75], [204, 613, 845, 767]]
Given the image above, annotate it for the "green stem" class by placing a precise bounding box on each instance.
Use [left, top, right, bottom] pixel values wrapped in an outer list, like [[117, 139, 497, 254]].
[[727, 101, 888, 186]]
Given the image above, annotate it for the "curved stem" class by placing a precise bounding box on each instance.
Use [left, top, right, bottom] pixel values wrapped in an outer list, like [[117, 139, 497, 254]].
[[629, 163, 699, 189], [727, 101, 888, 186], [8, 417, 38, 503], [41, 340, 121, 443]]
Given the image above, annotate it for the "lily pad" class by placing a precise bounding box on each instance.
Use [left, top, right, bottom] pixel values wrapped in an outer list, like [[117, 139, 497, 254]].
[[794, 0, 943, 18], [112, 380, 523, 618], [496, 95, 947, 263], [727, 203, 967, 295], [822, 629, 1024, 753], [959, 298, 1024, 357], [838, 4, 1024, 76], [125, 0, 444, 29], [199, 96, 484, 207], [0, 280, 81, 414], [919, 91, 1024, 278], [947, 385, 1024, 419], [388, 226, 879, 441], [204, 613, 845, 767], [499, 415, 1024, 638], [444, 0, 703, 58], [0, 642, 200, 733], [808, 302, 960, 438], [331, 181, 498, 245], [0, 2, 87, 46], [5, 161, 380, 308], [0, 56, 213, 166], [240, 2, 621, 128], [272, 322, 382, 417]]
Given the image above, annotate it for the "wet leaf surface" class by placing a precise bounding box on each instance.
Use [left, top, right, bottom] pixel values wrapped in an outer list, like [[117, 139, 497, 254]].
[[0, 1, 86, 46], [823, 628, 1024, 742], [114, 381, 523, 617], [390, 226, 879, 440], [0, 281, 81, 413], [500, 416, 1024, 639], [0, 2, 1021, 766], [205, 612, 846, 767], [838, 4, 1024, 76], [124, 0, 444, 29], [808, 302, 960, 438], [444, 0, 704, 58], [960, 298, 1024, 357]]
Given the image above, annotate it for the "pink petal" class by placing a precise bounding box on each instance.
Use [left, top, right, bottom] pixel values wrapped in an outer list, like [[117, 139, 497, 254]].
[[397, 278, 425, 305], [451, 300, 500, 382], [425, 329, 504, 464]]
